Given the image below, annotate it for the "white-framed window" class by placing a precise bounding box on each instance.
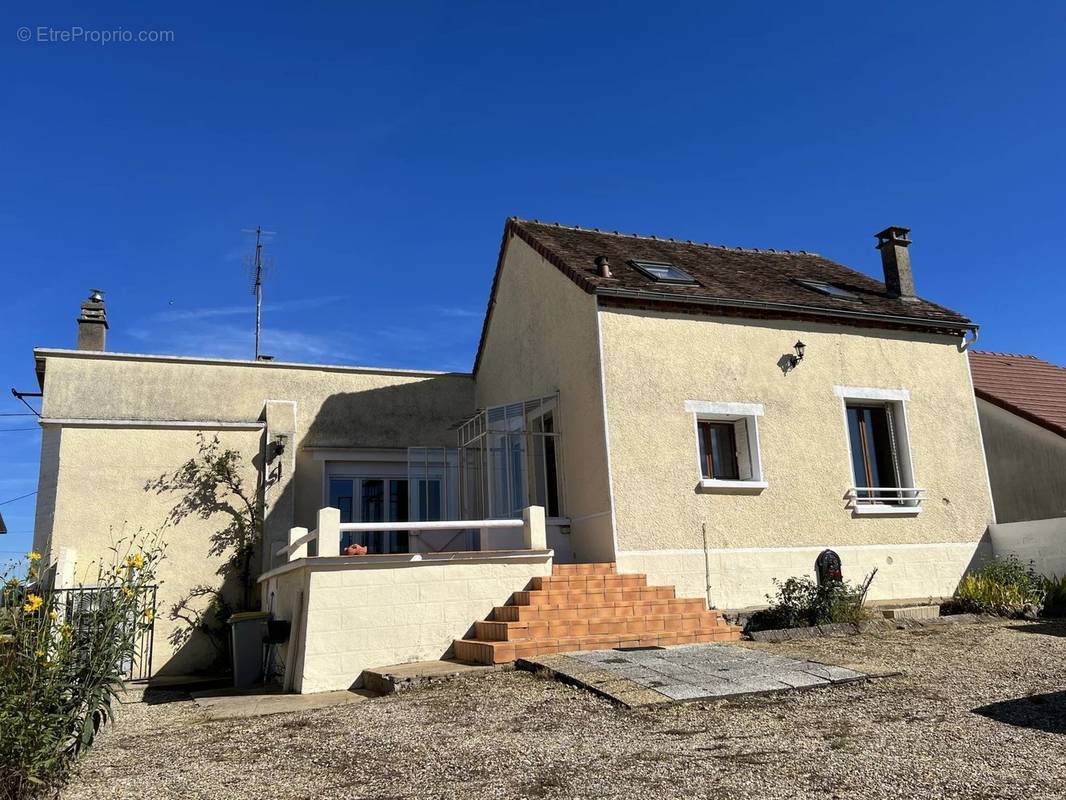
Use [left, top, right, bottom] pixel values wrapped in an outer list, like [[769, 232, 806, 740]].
[[833, 386, 923, 516], [684, 401, 767, 493]]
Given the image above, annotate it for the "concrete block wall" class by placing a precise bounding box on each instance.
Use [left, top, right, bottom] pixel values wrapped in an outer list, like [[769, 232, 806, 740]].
[[989, 518, 1066, 578]]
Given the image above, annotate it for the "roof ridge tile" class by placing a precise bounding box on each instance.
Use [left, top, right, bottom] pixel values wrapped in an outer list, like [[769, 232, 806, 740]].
[[513, 217, 818, 257]]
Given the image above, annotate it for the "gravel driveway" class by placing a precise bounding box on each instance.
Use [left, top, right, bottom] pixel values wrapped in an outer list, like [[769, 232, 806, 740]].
[[66, 620, 1066, 800]]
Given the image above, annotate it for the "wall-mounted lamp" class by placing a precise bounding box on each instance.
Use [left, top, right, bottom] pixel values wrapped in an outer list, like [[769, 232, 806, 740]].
[[270, 434, 287, 462], [785, 340, 806, 371]]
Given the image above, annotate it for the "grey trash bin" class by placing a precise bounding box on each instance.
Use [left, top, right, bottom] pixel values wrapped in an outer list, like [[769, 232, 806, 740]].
[[229, 611, 269, 688]]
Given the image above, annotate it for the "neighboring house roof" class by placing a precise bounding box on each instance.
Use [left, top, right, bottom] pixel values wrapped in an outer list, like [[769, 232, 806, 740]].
[[969, 351, 1066, 438], [475, 217, 974, 373]]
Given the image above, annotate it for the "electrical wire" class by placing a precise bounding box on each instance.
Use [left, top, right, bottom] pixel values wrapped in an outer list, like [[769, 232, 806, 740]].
[[0, 428, 39, 433], [0, 491, 37, 506]]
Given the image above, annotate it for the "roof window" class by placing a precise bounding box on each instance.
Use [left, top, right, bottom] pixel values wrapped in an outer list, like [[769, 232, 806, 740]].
[[630, 260, 698, 285], [795, 279, 859, 301]]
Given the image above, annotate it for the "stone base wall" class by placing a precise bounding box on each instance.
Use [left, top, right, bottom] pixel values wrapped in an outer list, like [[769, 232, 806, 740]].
[[617, 540, 990, 610]]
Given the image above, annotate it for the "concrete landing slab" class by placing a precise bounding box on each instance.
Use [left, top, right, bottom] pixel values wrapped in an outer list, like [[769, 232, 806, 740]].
[[520, 643, 882, 708], [190, 687, 373, 720], [360, 658, 507, 694]]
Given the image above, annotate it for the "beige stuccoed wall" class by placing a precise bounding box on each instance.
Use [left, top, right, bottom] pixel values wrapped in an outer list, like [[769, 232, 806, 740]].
[[43, 426, 263, 675], [33, 351, 475, 674], [474, 236, 614, 561], [599, 307, 995, 607], [976, 398, 1066, 523], [36, 352, 474, 532], [260, 552, 553, 693]]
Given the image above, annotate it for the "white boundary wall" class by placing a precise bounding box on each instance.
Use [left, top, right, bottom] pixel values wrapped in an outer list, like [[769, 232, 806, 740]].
[[989, 518, 1066, 578], [618, 540, 989, 610], [260, 550, 553, 693]]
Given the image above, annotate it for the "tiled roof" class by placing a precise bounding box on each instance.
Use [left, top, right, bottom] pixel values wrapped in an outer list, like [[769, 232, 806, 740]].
[[970, 351, 1066, 438], [510, 218, 972, 328]]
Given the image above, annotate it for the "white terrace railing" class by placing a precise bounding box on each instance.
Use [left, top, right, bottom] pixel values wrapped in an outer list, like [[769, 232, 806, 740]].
[[275, 505, 548, 563], [846, 486, 926, 514]]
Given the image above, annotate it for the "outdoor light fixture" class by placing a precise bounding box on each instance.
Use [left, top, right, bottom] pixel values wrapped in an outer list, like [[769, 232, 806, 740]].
[[270, 434, 287, 462], [785, 340, 806, 371]]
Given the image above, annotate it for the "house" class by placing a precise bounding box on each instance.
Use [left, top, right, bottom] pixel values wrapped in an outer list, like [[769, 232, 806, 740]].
[[31, 219, 995, 691], [969, 351, 1066, 522]]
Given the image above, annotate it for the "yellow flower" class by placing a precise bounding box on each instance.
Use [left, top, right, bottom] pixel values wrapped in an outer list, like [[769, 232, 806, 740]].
[[131, 553, 145, 569], [35, 649, 45, 659], [22, 594, 43, 613], [143, 609, 154, 622], [61, 624, 72, 637], [122, 587, 134, 599], [27, 551, 41, 562], [28, 567, 38, 579], [49, 611, 58, 622]]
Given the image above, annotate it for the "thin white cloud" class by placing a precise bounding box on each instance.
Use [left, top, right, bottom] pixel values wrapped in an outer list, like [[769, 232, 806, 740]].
[[153, 295, 346, 323], [434, 306, 483, 319], [122, 319, 358, 364]]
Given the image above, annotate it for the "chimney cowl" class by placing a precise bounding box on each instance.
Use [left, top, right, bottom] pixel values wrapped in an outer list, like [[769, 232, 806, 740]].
[[76, 288, 108, 351], [875, 226, 917, 302], [594, 255, 612, 278]]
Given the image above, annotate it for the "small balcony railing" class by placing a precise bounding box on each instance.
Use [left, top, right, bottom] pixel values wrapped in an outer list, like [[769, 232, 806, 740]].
[[846, 487, 925, 514]]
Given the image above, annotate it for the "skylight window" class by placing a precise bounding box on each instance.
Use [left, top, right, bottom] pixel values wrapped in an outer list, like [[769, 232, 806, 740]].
[[630, 260, 698, 285], [795, 279, 859, 301]]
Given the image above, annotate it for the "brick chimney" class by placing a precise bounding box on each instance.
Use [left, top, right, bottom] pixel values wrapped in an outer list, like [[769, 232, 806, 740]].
[[76, 289, 108, 351], [875, 226, 917, 302]]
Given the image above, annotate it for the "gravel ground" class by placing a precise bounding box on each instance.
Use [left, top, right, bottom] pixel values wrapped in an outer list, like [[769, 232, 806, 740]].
[[66, 620, 1066, 800]]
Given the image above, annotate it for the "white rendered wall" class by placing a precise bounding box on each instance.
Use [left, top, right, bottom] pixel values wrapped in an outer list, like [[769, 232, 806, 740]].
[[989, 518, 1066, 578], [261, 551, 553, 693]]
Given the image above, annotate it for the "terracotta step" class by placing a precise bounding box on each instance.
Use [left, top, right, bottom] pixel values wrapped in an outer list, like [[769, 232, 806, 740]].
[[530, 573, 647, 591], [551, 562, 616, 576], [513, 585, 676, 606], [474, 611, 732, 642], [492, 597, 706, 622], [453, 627, 742, 666]]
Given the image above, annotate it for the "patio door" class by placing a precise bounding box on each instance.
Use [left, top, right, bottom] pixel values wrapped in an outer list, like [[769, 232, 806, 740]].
[[328, 477, 409, 554]]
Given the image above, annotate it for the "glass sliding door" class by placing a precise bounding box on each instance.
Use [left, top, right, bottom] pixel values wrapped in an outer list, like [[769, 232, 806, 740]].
[[329, 476, 409, 554]]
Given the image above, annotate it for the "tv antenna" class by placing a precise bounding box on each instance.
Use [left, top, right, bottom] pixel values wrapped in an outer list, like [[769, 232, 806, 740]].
[[242, 226, 276, 359]]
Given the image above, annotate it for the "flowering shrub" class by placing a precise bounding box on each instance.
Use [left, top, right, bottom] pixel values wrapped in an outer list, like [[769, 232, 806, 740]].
[[0, 538, 164, 800]]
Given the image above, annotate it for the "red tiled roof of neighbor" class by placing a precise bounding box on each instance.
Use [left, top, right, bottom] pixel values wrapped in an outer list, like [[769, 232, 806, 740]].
[[970, 350, 1066, 438], [474, 217, 975, 373]]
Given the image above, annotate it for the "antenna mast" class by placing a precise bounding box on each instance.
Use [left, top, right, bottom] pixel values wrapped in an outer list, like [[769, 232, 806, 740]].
[[243, 226, 275, 360], [253, 226, 264, 360]]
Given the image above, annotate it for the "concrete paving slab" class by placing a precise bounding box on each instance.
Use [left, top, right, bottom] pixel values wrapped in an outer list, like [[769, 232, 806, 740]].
[[521, 642, 884, 708]]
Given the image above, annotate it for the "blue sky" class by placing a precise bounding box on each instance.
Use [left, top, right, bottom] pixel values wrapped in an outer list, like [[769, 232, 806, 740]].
[[1, 1, 1064, 561]]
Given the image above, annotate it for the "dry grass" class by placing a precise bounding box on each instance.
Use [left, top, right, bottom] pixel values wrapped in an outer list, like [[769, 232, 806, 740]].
[[67, 620, 1066, 800]]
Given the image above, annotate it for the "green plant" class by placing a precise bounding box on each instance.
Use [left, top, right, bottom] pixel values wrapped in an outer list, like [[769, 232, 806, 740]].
[[0, 537, 164, 800], [746, 571, 876, 632], [1040, 575, 1066, 618], [953, 556, 1044, 616]]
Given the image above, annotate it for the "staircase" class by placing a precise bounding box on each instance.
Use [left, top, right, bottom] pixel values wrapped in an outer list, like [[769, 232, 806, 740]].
[[452, 562, 742, 665]]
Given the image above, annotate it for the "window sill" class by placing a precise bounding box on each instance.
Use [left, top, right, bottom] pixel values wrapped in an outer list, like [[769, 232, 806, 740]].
[[850, 504, 922, 517], [697, 479, 768, 494]]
